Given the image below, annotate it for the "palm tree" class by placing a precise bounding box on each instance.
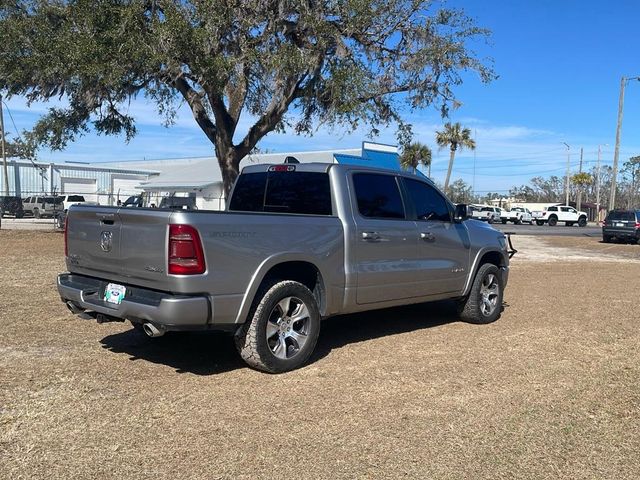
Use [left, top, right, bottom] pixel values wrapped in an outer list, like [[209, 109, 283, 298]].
[[435, 122, 476, 193], [399, 142, 433, 176], [571, 172, 592, 212]]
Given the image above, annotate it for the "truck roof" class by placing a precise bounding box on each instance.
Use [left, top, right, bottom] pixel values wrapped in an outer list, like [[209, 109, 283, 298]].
[[240, 162, 436, 185]]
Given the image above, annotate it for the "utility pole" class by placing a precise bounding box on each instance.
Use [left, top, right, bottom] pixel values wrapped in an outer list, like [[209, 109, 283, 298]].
[[579, 147, 583, 173], [563, 142, 570, 205], [610, 76, 640, 210], [0, 93, 9, 196]]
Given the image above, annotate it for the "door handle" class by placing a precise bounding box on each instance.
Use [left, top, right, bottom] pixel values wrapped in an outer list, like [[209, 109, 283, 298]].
[[420, 232, 435, 241], [362, 231, 381, 241]]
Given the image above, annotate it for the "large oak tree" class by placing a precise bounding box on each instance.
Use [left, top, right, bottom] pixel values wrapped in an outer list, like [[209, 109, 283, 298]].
[[0, 0, 494, 194]]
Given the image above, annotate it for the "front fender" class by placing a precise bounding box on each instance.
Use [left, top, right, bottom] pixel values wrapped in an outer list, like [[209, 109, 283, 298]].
[[461, 247, 509, 296]]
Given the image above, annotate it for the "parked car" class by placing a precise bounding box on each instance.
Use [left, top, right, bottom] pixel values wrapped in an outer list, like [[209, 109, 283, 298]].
[[0, 196, 24, 218], [58, 195, 99, 212], [121, 195, 144, 207], [501, 207, 533, 225], [22, 196, 64, 218], [471, 206, 501, 223], [58, 163, 511, 373], [602, 209, 640, 244], [534, 205, 588, 227]]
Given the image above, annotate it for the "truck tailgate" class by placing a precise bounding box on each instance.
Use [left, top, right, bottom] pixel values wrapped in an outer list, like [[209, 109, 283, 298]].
[[66, 206, 173, 290]]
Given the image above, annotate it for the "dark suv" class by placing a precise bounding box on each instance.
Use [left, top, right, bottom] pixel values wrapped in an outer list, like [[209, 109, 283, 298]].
[[602, 209, 640, 244], [0, 196, 25, 218]]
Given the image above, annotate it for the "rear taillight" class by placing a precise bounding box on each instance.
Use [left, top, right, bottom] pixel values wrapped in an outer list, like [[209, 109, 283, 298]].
[[168, 224, 206, 275], [64, 215, 69, 257], [635, 222, 640, 229]]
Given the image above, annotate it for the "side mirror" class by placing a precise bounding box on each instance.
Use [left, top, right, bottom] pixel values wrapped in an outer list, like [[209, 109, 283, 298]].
[[454, 203, 469, 222]]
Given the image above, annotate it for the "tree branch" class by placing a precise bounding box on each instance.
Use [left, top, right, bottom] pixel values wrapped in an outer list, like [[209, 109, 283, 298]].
[[171, 76, 217, 143]]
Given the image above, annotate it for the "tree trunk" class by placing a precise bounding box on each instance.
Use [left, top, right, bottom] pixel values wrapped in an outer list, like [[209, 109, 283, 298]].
[[443, 148, 456, 194], [577, 189, 582, 212]]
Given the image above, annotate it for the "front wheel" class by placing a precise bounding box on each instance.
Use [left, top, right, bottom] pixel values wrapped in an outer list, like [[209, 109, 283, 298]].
[[501, 219, 507, 224], [457, 263, 504, 324], [33, 208, 41, 219], [235, 280, 321, 373], [578, 217, 587, 227]]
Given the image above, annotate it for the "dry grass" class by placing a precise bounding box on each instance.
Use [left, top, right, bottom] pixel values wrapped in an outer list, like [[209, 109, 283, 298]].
[[1, 230, 639, 479]]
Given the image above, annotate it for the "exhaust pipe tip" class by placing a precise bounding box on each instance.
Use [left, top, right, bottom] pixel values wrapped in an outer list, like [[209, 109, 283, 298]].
[[142, 323, 165, 338], [66, 301, 84, 315]]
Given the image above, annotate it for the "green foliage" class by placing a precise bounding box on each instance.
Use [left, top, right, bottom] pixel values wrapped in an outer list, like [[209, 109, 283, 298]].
[[570, 172, 592, 187], [399, 142, 432, 172], [447, 178, 473, 203], [0, 0, 495, 192]]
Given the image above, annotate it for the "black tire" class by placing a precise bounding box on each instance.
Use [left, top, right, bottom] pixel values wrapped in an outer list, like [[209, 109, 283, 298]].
[[33, 208, 41, 219], [536, 220, 544, 226], [515, 218, 521, 225], [15, 212, 23, 219], [548, 216, 557, 226], [566, 222, 573, 227], [235, 280, 321, 373], [457, 263, 504, 324], [501, 219, 507, 224], [603, 235, 612, 243], [578, 216, 587, 227], [0, 208, 4, 218]]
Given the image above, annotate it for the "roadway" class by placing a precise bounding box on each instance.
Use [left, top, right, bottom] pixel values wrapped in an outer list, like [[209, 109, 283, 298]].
[[492, 221, 601, 237]]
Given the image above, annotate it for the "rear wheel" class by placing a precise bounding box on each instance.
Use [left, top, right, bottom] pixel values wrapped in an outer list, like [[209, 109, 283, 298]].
[[457, 263, 503, 324], [33, 208, 40, 219], [548, 216, 557, 226], [501, 219, 507, 224], [578, 216, 587, 227], [536, 220, 544, 226], [603, 235, 612, 243], [515, 218, 521, 225], [235, 280, 321, 373]]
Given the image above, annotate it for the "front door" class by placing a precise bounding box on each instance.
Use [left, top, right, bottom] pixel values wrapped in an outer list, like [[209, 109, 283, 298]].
[[402, 178, 470, 295], [352, 172, 421, 305]]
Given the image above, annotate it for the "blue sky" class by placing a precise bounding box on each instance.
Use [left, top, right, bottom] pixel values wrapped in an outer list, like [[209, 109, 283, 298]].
[[3, 0, 640, 193]]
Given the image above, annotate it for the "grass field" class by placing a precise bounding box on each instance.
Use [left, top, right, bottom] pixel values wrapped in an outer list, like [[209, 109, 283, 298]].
[[1, 230, 639, 479]]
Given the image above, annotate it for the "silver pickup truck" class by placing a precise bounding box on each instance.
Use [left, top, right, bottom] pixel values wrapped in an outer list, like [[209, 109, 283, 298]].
[[58, 163, 511, 373]]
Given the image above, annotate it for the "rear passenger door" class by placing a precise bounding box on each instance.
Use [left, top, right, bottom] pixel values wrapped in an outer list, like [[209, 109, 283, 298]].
[[351, 172, 421, 305], [402, 178, 470, 295]]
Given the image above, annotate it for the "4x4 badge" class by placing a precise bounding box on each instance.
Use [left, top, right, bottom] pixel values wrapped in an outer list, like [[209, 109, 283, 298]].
[[100, 231, 113, 252]]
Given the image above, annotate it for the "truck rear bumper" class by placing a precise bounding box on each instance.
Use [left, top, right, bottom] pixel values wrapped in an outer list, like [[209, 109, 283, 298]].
[[57, 273, 210, 329]]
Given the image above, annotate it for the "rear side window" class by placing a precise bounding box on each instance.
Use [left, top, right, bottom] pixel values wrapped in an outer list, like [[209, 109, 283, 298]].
[[404, 178, 450, 221], [229, 171, 332, 215], [353, 173, 405, 219], [548, 206, 558, 211], [67, 195, 85, 202]]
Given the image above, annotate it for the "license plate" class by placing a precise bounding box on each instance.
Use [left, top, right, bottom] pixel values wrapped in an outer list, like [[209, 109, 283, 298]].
[[615, 222, 624, 227], [104, 283, 126, 305]]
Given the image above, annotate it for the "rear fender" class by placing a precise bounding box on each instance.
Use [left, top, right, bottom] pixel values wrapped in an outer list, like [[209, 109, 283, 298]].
[[234, 253, 336, 324]]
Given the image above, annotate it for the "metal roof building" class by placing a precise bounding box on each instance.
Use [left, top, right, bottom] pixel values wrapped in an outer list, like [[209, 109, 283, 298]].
[[0, 159, 158, 205]]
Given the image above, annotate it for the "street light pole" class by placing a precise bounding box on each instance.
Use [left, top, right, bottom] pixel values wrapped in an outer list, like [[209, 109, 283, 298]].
[[563, 142, 570, 205], [610, 76, 640, 210]]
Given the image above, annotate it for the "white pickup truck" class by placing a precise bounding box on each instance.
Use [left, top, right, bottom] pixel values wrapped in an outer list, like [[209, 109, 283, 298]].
[[533, 205, 588, 227], [500, 207, 533, 225]]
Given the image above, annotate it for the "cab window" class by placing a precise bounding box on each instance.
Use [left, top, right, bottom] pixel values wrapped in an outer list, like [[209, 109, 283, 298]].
[[403, 178, 451, 222], [352, 173, 405, 219]]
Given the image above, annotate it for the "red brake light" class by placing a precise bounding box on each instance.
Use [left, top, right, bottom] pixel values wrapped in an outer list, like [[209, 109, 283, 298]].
[[168, 224, 206, 275], [64, 215, 69, 257]]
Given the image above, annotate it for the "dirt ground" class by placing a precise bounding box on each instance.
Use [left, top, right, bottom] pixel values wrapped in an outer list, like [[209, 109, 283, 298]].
[[1, 231, 639, 479]]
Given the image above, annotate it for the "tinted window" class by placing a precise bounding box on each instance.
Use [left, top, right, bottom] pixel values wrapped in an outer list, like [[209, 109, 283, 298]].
[[547, 206, 558, 211], [229, 172, 268, 212], [404, 178, 450, 221], [481, 207, 493, 212], [67, 195, 85, 202], [229, 171, 332, 215], [608, 210, 635, 221], [264, 172, 332, 215], [353, 173, 405, 219]]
